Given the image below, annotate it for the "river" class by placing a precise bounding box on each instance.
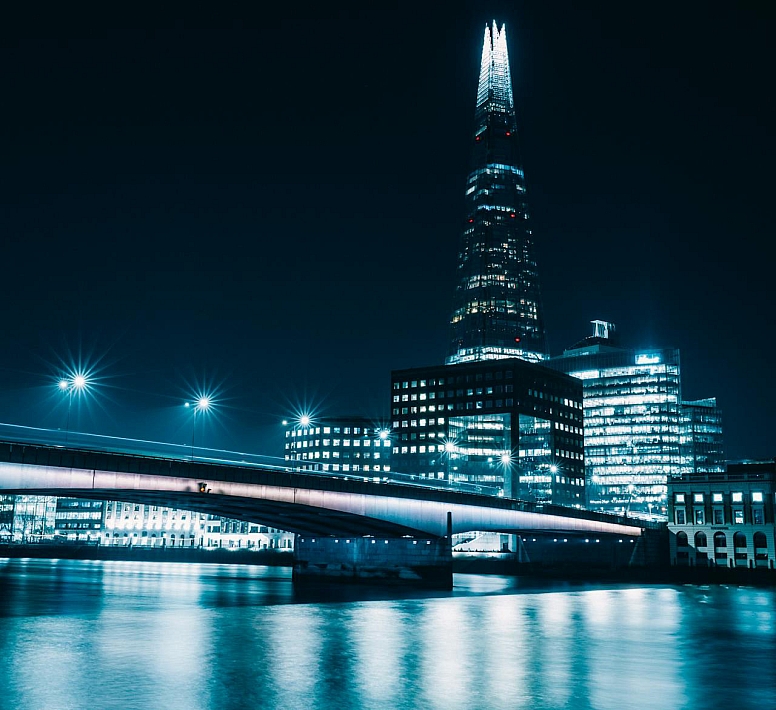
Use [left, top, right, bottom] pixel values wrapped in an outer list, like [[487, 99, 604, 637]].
[[0, 558, 774, 710]]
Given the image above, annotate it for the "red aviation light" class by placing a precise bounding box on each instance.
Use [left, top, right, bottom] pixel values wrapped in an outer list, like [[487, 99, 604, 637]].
[[505, 131, 511, 136], [510, 213, 516, 218], [468, 218, 474, 223], [514, 337, 521, 343]]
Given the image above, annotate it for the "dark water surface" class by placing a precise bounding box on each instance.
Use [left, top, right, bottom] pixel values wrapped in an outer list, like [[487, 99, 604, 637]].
[[1, 559, 774, 710]]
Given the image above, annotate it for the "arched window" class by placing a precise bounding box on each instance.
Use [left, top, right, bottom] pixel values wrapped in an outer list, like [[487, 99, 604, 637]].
[[713, 532, 727, 561], [676, 532, 688, 547], [754, 532, 767, 549], [734, 532, 747, 548], [695, 531, 707, 548]]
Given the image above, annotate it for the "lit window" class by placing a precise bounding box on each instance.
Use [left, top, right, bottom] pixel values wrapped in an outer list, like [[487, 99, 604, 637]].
[[734, 510, 744, 524], [752, 492, 764, 503], [693, 493, 703, 503], [712, 493, 723, 503], [675, 493, 685, 504], [732, 492, 743, 503]]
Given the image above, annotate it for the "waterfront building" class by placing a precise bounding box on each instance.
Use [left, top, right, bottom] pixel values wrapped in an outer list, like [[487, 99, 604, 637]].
[[284, 416, 392, 477], [54, 497, 104, 540], [0, 495, 14, 540], [389, 358, 584, 505], [447, 21, 548, 366], [681, 398, 725, 476], [667, 459, 776, 569], [546, 322, 684, 518], [102, 504, 293, 550], [0, 495, 58, 542]]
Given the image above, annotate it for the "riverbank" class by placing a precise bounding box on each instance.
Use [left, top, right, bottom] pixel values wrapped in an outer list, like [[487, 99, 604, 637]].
[[0, 543, 293, 567], [3, 544, 774, 586]]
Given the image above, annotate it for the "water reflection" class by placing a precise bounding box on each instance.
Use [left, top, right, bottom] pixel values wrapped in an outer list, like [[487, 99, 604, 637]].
[[1, 559, 775, 710]]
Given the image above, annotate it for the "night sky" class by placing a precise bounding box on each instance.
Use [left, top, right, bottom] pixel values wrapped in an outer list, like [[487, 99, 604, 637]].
[[1, 3, 773, 461]]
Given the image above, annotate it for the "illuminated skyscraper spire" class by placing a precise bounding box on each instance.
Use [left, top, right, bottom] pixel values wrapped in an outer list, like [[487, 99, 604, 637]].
[[447, 22, 548, 364]]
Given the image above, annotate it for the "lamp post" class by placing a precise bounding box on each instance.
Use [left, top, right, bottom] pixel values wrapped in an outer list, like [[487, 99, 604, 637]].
[[59, 371, 89, 445], [187, 396, 212, 461]]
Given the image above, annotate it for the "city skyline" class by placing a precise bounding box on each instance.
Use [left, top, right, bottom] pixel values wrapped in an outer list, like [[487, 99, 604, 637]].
[[0, 4, 773, 461]]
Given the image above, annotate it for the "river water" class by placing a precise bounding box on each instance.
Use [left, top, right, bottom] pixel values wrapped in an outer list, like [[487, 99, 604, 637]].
[[0, 559, 774, 710]]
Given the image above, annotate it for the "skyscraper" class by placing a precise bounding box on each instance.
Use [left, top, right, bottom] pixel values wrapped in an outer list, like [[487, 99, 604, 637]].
[[547, 321, 686, 518], [447, 22, 548, 365]]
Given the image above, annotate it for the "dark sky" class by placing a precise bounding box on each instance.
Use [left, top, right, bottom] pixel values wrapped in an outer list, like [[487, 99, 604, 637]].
[[1, 2, 773, 460]]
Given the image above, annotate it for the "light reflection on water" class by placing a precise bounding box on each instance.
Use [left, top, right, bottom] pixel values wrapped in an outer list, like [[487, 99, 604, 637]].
[[1, 559, 775, 710]]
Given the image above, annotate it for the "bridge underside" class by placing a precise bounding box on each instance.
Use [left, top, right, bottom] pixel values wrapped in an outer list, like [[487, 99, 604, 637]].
[[0, 458, 645, 540], [3, 488, 426, 538]]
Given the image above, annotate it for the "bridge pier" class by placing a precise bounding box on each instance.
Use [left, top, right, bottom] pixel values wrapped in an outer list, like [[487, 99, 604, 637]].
[[292, 534, 453, 589]]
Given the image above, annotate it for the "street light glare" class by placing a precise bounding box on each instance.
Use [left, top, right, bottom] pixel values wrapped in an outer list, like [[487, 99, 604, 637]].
[[72, 374, 87, 391], [196, 396, 211, 412], [379, 429, 389, 440], [299, 415, 311, 427], [500, 453, 512, 465], [58, 379, 69, 391]]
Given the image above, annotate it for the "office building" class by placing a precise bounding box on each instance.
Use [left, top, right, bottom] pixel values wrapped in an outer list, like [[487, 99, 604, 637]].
[[284, 416, 392, 476], [390, 358, 584, 505], [447, 22, 548, 365], [547, 322, 684, 517], [681, 398, 725, 476]]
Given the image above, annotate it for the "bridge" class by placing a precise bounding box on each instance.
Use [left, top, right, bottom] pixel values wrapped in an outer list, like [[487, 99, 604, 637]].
[[0, 431, 657, 587]]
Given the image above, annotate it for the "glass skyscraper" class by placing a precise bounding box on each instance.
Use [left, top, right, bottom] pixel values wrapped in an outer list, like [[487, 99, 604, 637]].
[[547, 322, 686, 518], [681, 398, 725, 477], [447, 22, 548, 365]]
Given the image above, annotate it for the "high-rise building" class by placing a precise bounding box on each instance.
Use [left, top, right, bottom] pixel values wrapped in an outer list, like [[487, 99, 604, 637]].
[[547, 322, 686, 518], [681, 398, 725, 477], [447, 22, 548, 365], [389, 359, 585, 505]]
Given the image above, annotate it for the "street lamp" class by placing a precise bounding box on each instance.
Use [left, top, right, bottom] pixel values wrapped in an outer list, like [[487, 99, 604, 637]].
[[188, 394, 214, 460], [58, 371, 90, 445]]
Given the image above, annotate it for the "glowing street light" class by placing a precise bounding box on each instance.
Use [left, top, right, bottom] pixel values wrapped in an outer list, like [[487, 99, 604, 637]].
[[188, 393, 214, 460], [57, 370, 91, 445], [500, 452, 512, 465], [299, 414, 311, 427]]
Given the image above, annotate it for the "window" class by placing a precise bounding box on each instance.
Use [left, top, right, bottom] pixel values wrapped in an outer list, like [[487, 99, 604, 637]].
[[734, 510, 744, 524], [713, 509, 724, 525], [752, 492, 764, 503], [675, 493, 685, 504], [694, 509, 704, 525], [712, 493, 723, 503], [676, 532, 688, 547], [732, 492, 743, 503], [753, 508, 764, 525], [675, 509, 686, 525], [695, 531, 707, 548], [693, 493, 703, 503]]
